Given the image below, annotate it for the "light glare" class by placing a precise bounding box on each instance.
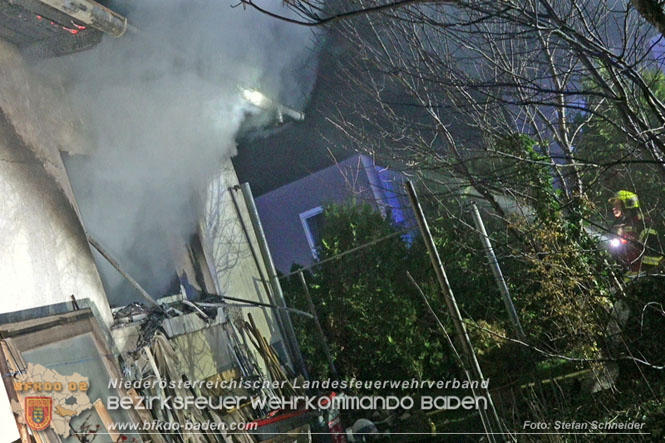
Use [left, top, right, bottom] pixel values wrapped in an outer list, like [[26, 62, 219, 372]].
[[241, 89, 267, 107]]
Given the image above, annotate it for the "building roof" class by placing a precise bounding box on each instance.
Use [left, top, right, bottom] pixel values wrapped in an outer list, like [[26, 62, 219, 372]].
[[0, 0, 102, 57]]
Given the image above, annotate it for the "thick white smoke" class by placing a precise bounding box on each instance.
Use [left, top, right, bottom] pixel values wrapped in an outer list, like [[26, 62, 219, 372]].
[[38, 0, 317, 304]]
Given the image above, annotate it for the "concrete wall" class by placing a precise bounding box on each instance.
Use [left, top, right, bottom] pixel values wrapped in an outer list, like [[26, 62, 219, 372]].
[[0, 39, 113, 328]]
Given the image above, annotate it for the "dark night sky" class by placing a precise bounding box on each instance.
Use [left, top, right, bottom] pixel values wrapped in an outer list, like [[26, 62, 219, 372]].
[[232, 35, 354, 197]]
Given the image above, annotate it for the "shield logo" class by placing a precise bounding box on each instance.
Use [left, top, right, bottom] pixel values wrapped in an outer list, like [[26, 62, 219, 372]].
[[25, 397, 52, 431]]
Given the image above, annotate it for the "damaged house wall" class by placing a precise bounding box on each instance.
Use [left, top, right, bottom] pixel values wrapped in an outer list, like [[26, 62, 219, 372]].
[[202, 160, 290, 367], [1, 6, 316, 435], [33, 0, 318, 378], [0, 38, 113, 328], [111, 159, 296, 382], [39, 0, 319, 309]]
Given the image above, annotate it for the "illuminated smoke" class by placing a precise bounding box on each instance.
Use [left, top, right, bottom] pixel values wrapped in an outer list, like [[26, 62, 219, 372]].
[[37, 0, 317, 304]]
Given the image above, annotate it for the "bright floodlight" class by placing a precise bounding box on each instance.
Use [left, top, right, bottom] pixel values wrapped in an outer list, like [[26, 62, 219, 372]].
[[241, 88, 268, 107], [239, 86, 305, 121], [610, 238, 621, 248]]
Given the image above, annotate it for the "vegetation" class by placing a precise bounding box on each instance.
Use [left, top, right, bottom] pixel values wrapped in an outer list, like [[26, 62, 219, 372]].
[[284, 198, 665, 438], [284, 203, 456, 386], [250, 0, 665, 439]]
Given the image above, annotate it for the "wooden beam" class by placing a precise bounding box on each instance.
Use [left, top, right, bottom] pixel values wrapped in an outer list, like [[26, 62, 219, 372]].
[[94, 399, 120, 442]]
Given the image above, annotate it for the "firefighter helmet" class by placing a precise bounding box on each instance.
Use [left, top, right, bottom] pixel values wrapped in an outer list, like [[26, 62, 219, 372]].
[[609, 190, 640, 209]]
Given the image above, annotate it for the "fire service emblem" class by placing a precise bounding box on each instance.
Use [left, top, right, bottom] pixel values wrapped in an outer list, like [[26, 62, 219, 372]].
[[25, 397, 52, 431]]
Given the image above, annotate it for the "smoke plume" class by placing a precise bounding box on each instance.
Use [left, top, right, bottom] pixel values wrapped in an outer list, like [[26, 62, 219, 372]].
[[38, 0, 317, 304]]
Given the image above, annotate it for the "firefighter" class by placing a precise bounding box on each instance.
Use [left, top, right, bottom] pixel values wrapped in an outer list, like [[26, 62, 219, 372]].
[[608, 190, 663, 278]]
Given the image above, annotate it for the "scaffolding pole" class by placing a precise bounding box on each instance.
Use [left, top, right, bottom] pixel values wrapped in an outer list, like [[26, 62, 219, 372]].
[[470, 202, 526, 341], [406, 181, 504, 441], [240, 183, 308, 380], [298, 270, 338, 379]]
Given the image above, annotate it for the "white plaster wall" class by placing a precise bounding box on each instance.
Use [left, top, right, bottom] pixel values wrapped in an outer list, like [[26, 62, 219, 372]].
[[0, 39, 113, 328], [201, 159, 291, 367]]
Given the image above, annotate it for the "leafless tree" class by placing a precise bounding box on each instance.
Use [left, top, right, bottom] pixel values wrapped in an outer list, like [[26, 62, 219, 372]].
[[317, 0, 665, 348], [243, 0, 665, 434], [243, 1, 665, 183]]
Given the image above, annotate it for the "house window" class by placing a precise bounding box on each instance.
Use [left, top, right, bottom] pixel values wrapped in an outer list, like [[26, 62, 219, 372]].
[[299, 206, 325, 258]]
